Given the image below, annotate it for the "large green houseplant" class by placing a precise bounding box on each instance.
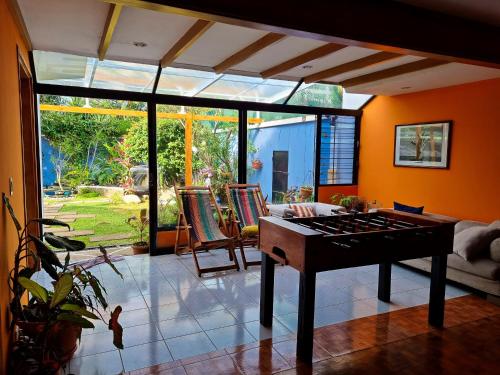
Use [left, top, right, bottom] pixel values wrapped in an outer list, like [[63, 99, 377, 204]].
[[3, 194, 123, 372]]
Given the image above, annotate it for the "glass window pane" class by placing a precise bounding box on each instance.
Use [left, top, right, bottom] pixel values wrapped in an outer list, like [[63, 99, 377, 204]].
[[342, 90, 373, 109], [91, 60, 158, 92], [39, 94, 149, 248], [247, 112, 316, 203], [197, 75, 296, 103], [287, 83, 343, 108], [34, 50, 95, 87], [156, 105, 239, 229], [319, 115, 356, 185], [156, 67, 220, 96]]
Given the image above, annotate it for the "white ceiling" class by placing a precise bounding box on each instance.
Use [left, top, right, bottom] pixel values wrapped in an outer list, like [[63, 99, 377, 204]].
[[18, 0, 500, 96]]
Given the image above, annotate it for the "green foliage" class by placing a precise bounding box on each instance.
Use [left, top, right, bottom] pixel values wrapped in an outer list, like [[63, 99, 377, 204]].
[[3, 194, 124, 359], [126, 208, 149, 244]]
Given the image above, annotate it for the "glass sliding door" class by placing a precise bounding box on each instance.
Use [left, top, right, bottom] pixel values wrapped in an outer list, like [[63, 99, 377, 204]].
[[156, 105, 239, 233], [39, 95, 148, 250], [247, 112, 317, 204]]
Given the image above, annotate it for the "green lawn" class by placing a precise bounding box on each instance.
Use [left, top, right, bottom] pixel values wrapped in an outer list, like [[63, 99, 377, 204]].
[[45, 197, 148, 249]]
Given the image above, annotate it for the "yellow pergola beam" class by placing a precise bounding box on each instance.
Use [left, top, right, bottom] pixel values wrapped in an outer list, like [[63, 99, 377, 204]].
[[39, 105, 263, 123], [184, 113, 193, 185]]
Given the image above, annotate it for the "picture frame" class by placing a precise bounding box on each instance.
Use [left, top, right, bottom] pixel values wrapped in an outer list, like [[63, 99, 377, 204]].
[[394, 121, 452, 168]]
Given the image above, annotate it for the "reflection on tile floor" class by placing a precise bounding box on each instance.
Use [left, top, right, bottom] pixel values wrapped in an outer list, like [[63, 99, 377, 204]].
[[32, 248, 470, 374]]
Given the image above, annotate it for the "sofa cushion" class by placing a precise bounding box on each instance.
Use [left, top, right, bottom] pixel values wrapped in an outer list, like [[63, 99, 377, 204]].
[[453, 226, 500, 261], [454, 220, 487, 234], [490, 238, 500, 262], [447, 253, 500, 281], [394, 201, 424, 215]]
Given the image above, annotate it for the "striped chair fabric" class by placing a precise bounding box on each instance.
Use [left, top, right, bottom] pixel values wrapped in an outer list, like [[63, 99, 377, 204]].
[[229, 188, 266, 228], [180, 191, 227, 243]]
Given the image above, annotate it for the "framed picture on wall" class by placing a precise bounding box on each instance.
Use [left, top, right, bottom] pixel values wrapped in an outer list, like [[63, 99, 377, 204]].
[[394, 121, 452, 168]]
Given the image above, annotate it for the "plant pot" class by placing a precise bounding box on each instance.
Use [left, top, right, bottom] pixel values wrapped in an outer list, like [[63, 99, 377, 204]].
[[131, 241, 149, 255], [251, 159, 263, 170], [299, 187, 313, 200], [17, 320, 82, 364]]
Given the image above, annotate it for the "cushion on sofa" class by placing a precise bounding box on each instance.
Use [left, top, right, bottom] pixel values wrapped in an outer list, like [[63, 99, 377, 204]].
[[453, 226, 500, 261], [454, 220, 487, 234], [291, 204, 316, 217], [490, 238, 500, 262], [447, 253, 500, 281], [393, 201, 424, 215]]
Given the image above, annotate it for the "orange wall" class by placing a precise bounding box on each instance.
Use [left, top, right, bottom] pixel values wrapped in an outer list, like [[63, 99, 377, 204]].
[[358, 78, 500, 222], [317, 185, 358, 204], [0, 0, 30, 371]]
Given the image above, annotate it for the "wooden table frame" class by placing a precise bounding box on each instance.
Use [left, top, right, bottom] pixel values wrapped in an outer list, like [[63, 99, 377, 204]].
[[258, 211, 455, 364]]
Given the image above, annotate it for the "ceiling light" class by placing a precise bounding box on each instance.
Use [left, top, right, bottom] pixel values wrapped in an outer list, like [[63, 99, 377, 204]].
[[133, 41, 147, 48]]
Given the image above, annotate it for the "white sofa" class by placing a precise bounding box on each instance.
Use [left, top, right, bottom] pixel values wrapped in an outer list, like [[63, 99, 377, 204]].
[[267, 202, 346, 218], [400, 217, 500, 299]]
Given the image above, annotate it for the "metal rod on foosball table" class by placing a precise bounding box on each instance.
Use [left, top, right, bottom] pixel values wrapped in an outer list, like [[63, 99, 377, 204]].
[[260, 253, 275, 327]]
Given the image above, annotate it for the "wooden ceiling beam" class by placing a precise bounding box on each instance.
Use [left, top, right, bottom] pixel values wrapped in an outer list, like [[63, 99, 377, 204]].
[[98, 3, 123, 60], [160, 19, 214, 68], [304, 51, 401, 84], [341, 59, 449, 87], [260, 43, 346, 79], [213, 33, 285, 74]]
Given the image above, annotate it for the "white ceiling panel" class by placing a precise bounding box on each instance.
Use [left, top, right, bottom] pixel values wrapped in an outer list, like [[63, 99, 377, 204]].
[[176, 23, 268, 67], [283, 46, 377, 79], [18, 0, 108, 57], [232, 36, 327, 73], [346, 63, 500, 95], [106, 7, 197, 65]]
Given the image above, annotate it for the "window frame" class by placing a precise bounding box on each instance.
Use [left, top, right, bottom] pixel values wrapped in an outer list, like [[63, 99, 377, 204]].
[[31, 52, 362, 255]]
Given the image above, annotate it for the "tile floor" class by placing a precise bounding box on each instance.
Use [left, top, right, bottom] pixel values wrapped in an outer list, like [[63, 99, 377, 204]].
[[33, 248, 469, 374]]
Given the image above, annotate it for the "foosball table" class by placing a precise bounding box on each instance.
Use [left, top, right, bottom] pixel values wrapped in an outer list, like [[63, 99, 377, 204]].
[[258, 209, 456, 363]]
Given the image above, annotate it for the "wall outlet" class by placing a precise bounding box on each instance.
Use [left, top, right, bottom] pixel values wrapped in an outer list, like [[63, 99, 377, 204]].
[[9, 177, 14, 196]]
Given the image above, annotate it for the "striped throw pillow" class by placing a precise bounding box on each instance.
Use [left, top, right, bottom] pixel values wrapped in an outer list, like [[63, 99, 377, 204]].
[[291, 205, 317, 218]]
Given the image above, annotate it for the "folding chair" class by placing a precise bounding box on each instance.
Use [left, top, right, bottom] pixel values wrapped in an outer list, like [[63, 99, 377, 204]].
[[174, 185, 240, 277], [225, 183, 269, 269]]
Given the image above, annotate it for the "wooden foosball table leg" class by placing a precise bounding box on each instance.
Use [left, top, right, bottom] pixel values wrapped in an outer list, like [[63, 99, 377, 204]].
[[260, 253, 275, 327], [297, 271, 316, 364], [429, 255, 448, 327], [378, 262, 392, 302]]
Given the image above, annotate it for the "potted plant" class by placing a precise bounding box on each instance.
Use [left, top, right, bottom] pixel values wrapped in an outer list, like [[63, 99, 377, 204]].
[[127, 208, 149, 254], [251, 159, 263, 170], [3, 194, 123, 372], [330, 193, 366, 212], [299, 186, 313, 201]]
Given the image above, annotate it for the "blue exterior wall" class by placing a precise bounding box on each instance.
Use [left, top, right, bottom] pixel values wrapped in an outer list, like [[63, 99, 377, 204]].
[[41, 137, 57, 187], [247, 118, 318, 202]]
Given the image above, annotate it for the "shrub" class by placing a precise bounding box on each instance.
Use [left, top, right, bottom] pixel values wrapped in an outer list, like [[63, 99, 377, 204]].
[[110, 192, 124, 205]]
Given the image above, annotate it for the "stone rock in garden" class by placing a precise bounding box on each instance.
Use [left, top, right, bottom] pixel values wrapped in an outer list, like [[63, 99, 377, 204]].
[[123, 194, 141, 204]]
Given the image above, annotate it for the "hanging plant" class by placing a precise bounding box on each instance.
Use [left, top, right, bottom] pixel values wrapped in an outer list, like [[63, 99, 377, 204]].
[[251, 159, 263, 170]]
